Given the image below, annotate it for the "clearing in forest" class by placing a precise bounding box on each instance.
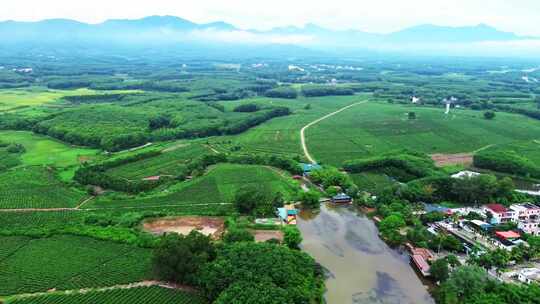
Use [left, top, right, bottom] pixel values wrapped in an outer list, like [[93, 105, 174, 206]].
[[142, 216, 225, 239]]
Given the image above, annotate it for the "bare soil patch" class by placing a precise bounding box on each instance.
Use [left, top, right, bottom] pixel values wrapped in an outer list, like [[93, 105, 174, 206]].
[[251, 230, 284, 243], [431, 153, 473, 167], [143, 216, 225, 239]]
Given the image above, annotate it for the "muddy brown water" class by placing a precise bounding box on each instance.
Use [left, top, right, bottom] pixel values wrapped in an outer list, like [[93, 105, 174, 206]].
[[297, 204, 434, 304]]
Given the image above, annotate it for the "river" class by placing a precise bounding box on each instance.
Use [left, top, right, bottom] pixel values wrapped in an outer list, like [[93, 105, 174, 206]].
[[297, 204, 434, 304]]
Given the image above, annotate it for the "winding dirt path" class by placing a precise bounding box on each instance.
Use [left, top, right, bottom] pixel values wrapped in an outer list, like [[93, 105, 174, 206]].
[[300, 101, 367, 164], [4, 281, 195, 301]]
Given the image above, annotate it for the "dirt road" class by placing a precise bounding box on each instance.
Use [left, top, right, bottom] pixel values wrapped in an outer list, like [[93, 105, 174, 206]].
[[300, 101, 367, 164]]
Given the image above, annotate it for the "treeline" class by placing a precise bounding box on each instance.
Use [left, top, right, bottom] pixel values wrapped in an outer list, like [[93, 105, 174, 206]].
[[75, 150, 302, 193], [62, 94, 129, 104], [402, 174, 517, 205], [74, 150, 164, 193], [474, 150, 540, 179], [492, 104, 540, 121], [264, 87, 298, 99], [301, 85, 355, 97], [91, 80, 190, 93], [343, 152, 443, 182]]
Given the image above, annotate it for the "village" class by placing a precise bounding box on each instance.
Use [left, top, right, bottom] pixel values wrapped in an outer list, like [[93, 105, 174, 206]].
[[271, 162, 540, 288]]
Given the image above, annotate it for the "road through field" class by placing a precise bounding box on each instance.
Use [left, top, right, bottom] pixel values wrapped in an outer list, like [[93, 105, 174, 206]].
[[300, 101, 367, 164]]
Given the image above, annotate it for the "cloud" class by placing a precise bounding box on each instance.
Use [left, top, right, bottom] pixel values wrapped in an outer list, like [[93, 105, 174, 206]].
[[187, 29, 315, 45]]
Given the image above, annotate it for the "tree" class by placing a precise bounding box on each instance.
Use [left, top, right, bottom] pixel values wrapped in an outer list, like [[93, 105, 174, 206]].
[[152, 231, 216, 285], [283, 226, 303, 249], [234, 184, 275, 217], [430, 258, 450, 283], [214, 281, 289, 304], [223, 228, 255, 243], [199, 242, 319, 302], [484, 111, 496, 120], [437, 265, 490, 303], [299, 190, 321, 209], [408, 112, 417, 120]]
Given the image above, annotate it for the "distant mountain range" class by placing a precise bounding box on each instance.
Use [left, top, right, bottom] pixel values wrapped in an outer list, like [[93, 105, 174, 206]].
[[0, 15, 538, 58]]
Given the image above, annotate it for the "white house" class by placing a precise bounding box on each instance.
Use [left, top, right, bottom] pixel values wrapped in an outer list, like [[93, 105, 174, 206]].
[[518, 268, 540, 284], [451, 171, 481, 179], [483, 204, 516, 224]]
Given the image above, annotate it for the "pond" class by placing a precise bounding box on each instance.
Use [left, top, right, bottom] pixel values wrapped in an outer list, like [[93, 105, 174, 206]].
[[297, 204, 434, 304]]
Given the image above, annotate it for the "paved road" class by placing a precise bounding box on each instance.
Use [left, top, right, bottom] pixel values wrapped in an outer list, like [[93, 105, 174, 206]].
[[300, 101, 367, 164]]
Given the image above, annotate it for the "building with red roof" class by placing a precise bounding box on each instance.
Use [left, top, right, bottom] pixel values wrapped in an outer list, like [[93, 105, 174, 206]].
[[483, 204, 516, 224], [495, 231, 521, 240]]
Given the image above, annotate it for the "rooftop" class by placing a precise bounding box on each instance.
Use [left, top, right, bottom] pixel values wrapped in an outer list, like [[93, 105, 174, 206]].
[[485, 204, 507, 214], [495, 230, 521, 239]]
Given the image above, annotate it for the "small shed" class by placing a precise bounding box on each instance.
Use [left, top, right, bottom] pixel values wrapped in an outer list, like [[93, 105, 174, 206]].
[[300, 163, 322, 175]]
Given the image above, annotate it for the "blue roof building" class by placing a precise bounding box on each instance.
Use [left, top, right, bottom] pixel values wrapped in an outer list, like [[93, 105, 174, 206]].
[[300, 163, 322, 174]]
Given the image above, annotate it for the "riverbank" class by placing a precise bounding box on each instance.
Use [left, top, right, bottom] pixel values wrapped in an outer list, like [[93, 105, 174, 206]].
[[297, 203, 434, 304]]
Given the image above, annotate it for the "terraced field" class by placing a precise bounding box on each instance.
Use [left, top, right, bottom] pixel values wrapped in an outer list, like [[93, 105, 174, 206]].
[[85, 163, 296, 210], [0, 167, 87, 209], [0, 235, 152, 296], [4, 286, 207, 304]]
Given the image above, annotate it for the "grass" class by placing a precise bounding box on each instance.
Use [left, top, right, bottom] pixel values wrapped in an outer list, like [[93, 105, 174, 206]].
[[85, 163, 297, 210], [0, 87, 95, 111], [4, 286, 207, 304], [0, 87, 141, 112], [0, 167, 86, 209], [0, 131, 98, 168], [0, 235, 152, 296]]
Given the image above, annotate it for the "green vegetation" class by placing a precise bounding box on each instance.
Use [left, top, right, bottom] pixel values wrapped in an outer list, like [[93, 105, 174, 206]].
[[4, 286, 207, 304], [0, 131, 98, 168], [0, 167, 86, 209], [200, 242, 322, 303], [306, 102, 540, 166], [0, 235, 152, 296], [85, 164, 296, 211], [474, 140, 540, 179]]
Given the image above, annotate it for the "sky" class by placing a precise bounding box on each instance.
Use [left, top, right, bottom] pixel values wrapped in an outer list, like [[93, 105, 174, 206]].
[[3, 0, 540, 36]]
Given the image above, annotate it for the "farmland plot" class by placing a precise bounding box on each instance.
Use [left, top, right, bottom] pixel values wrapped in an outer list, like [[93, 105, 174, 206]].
[[0, 167, 86, 209], [4, 286, 207, 304], [0, 235, 152, 296]]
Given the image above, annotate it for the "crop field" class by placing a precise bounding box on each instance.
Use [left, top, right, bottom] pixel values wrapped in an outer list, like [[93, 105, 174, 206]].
[[85, 164, 296, 210], [0, 235, 152, 296], [0, 131, 98, 168], [4, 286, 207, 304], [106, 143, 211, 180], [0, 211, 86, 233], [305, 102, 540, 166], [350, 172, 396, 194], [213, 95, 365, 157], [0, 167, 86, 209]]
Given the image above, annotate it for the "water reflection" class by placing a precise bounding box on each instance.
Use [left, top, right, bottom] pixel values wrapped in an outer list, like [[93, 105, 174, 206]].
[[297, 204, 434, 304]]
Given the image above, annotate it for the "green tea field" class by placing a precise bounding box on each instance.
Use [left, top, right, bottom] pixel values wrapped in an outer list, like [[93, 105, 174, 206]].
[[0, 167, 87, 209], [85, 163, 297, 210], [0, 235, 152, 296], [4, 286, 207, 304], [304, 102, 540, 166]]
